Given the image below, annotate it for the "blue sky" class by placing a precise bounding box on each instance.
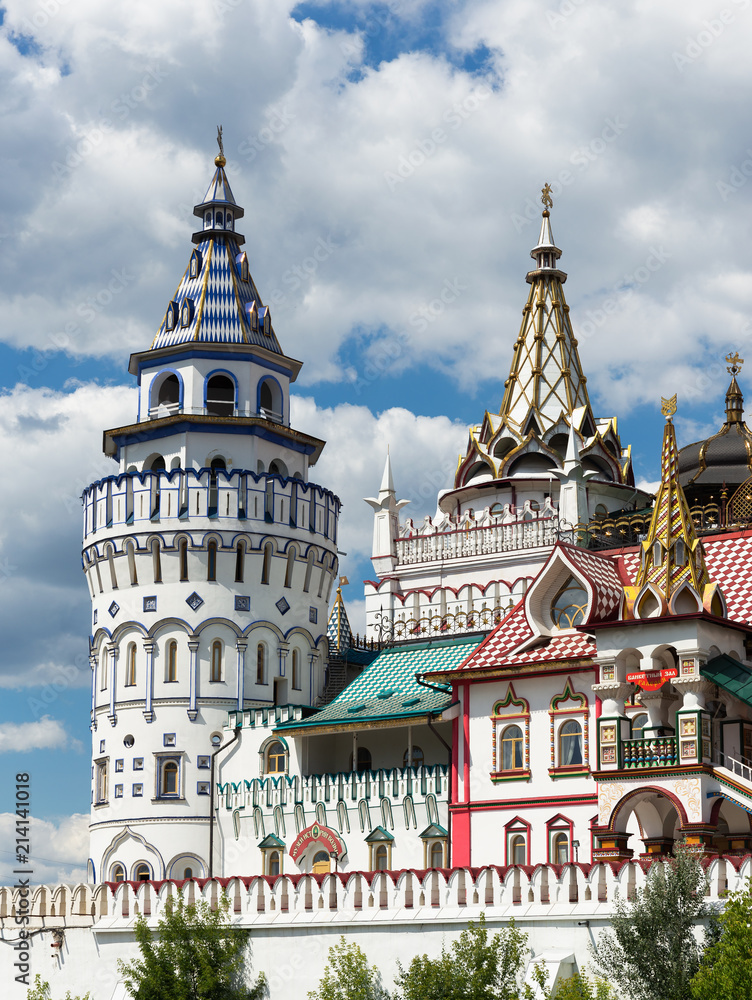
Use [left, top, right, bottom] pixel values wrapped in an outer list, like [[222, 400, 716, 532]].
[[0, 0, 749, 880]]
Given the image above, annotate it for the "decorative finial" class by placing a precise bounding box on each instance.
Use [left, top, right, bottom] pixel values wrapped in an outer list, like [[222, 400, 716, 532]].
[[541, 182, 553, 212], [726, 351, 744, 376], [215, 125, 226, 167], [661, 393, 677, 419]]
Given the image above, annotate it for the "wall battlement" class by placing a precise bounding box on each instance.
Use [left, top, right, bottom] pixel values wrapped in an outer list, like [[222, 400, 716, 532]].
[[1, 855, 744, 930]]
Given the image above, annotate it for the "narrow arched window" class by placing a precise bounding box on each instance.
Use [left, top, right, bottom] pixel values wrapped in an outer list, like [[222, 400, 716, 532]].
[[206, 375, 234, 417], [261, 542, 272, 585], [553, 832, 569, 865], [350, 747, 372, 772], [403, 745, 424, 768], [256, 643, 266, 684], [126, 541, 138, 586], [166, 640, 177, 683], [100, 648, 108, 691], [111, 864, 125, 883], [125, 643, 136, 686], [269, 851, 280, 876], [157, 375, 180, 410], [208, 456, 225, 515], [559, 719, 583, 766], [152, 540, 162, 584], [500, 725, 523, 770], [162, 760, 179, 795], [210, 641, 222, 682], [235, 542, 245, 583], [430, 842, 444, 868], [303, 550, 315, 593], [266, 740, 287, 773], [179, 539, 188, 581], [510, 834, 526, 865], [135, 863, 151, 881], [374, 845, 389, 871], [207, 540, 217, 581], [292, 649, 301, 690], [259, 380, 273, 413], [284, 548, 295, 588]]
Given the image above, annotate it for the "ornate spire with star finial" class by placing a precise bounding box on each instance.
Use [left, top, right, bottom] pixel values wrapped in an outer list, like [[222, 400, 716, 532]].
[[629, 395, 716, 614], [497, 186, 596, 441]]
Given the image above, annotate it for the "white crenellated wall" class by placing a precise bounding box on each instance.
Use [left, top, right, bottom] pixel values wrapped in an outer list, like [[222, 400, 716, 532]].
[[2, 858, 743, 1000]]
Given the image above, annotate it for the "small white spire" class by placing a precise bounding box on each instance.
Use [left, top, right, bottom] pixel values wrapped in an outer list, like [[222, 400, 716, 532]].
[[379, 448, 395, 496], [562, 421, 581, 474]]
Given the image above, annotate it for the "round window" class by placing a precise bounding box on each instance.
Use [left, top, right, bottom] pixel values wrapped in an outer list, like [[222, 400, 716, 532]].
[[123, 735, 135, 748]]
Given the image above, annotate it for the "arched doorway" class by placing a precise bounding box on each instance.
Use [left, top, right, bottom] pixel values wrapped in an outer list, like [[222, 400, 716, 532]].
[[600, 787, 687, 860], [312, 850, 330, 874]]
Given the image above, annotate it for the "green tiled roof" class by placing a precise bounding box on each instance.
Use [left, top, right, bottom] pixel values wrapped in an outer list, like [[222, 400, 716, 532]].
[[276, 634, 480, 733], [702, 654, 752, 706]]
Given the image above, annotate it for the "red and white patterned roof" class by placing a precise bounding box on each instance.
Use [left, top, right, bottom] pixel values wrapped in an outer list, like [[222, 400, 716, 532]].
[[703, 532, 752, 621], [454, 530, 752, 675], [558, 543, 625, 624]]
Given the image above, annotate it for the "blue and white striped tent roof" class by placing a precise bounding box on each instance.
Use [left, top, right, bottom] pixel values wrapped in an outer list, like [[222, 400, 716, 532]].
[[200, 164, 242, 213], [151, 237, 283, 352]]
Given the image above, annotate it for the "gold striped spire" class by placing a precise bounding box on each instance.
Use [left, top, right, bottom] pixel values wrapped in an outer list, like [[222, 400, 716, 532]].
[[633, 400, 710, 604], [499, 203, 596, 439]]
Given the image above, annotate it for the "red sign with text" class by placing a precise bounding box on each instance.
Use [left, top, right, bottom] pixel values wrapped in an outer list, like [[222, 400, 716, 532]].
[[626, 667, 678, 692], [290, 823, 345, 861]]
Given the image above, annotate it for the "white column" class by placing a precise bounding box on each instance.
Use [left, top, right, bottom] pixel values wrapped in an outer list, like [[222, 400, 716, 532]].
[[108, 643, 118, 726], [143, 640, 155, 722], [188, 640, 199, 720], [236, 641, 247, 712]]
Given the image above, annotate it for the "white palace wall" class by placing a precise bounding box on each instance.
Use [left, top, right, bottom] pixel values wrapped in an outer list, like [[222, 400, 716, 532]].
[[2, 859, 740, 1000]]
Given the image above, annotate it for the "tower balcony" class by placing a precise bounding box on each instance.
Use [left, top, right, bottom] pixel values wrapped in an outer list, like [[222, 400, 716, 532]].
[[395, 508, 558, 566], [145, 403, 284, 424], [83, 468, 340, 546]]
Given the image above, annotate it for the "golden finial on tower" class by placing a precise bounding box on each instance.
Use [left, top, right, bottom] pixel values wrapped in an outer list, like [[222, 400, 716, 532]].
[[215, 125, 226, 167], [661, 393, 677, 419], [726, 351, 744, 376], [541, 182, 553, 211]]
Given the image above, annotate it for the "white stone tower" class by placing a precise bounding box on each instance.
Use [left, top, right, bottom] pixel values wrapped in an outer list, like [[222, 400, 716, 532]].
[[84, 137, 340, 884]]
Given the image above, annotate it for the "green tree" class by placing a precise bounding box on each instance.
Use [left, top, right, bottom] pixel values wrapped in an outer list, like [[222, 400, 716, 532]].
[[116, 890, 266, 1000], [590, 843, 710, 1000], [26, 975, 90, 1000], [307, 937, 389, 1000], [393, 913, 529, 1000], [690, 880, 752, 1000], [550, 971, 615, 1000]]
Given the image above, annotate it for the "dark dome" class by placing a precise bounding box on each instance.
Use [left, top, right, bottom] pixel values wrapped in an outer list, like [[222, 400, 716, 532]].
[[678, 373, 752, 505]]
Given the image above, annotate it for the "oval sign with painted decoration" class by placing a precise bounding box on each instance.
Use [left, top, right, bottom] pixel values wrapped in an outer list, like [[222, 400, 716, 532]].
[[290, 822, 346, 862]]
